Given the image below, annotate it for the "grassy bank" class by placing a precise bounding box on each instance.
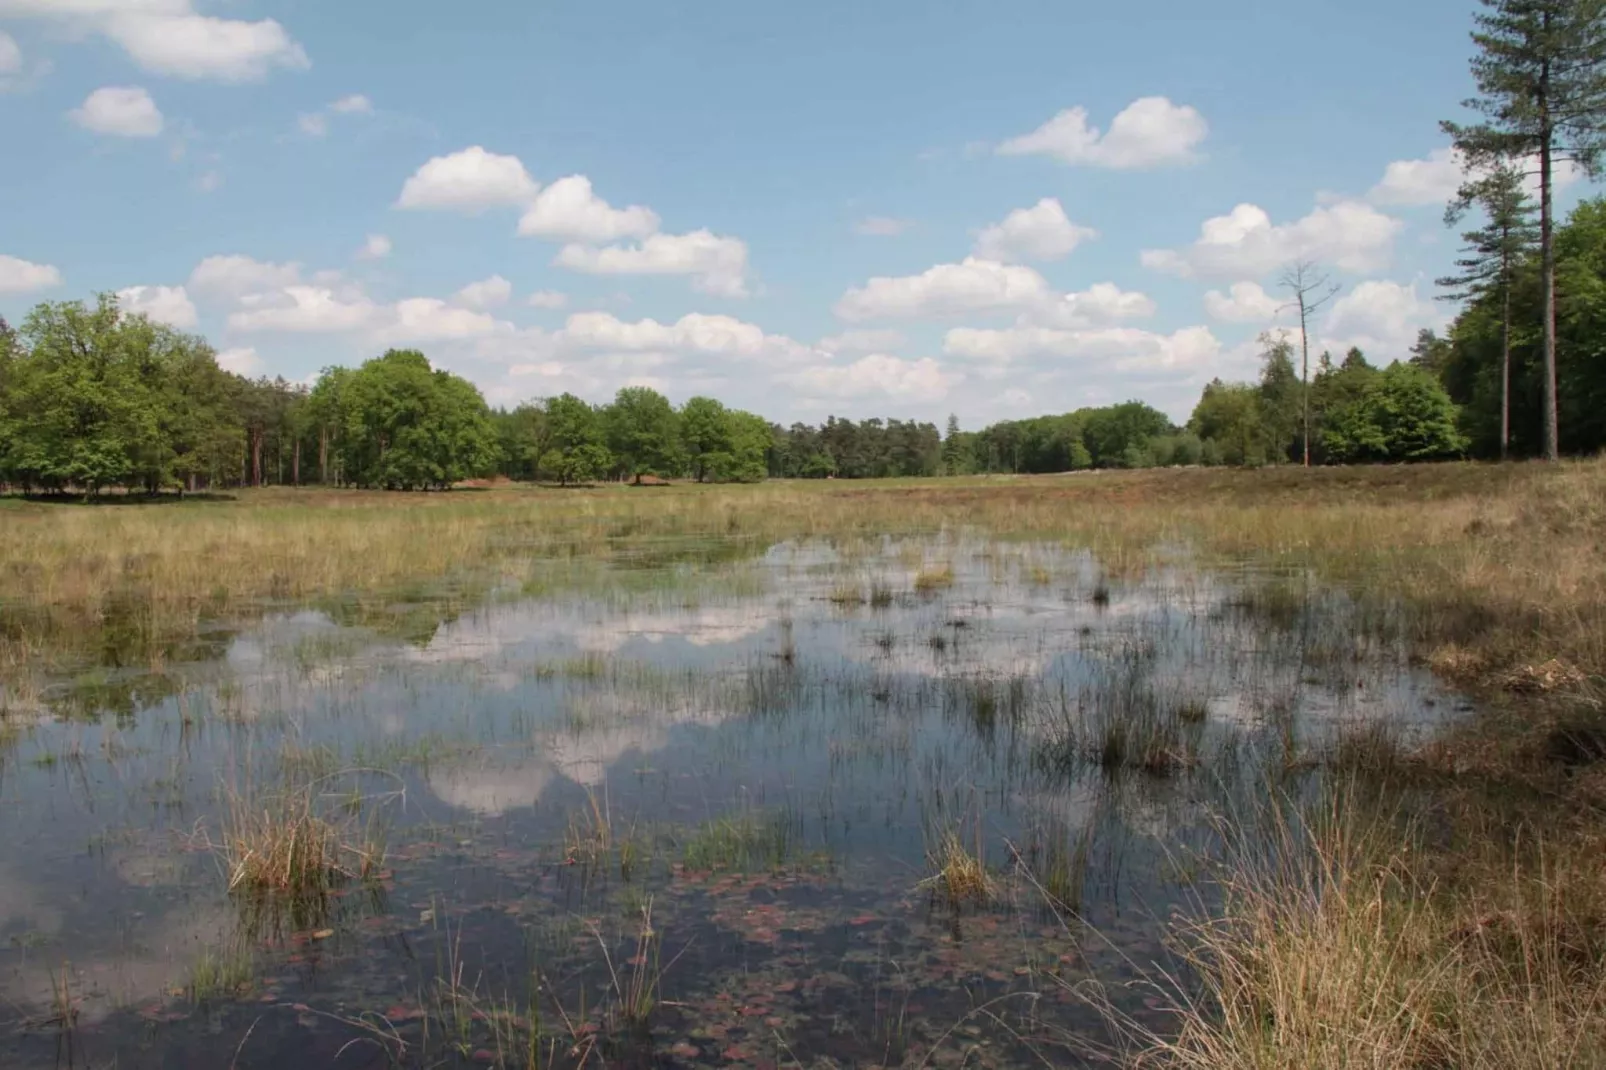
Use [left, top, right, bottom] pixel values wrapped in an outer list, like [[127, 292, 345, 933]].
[[3, 462, 1604, 1065]]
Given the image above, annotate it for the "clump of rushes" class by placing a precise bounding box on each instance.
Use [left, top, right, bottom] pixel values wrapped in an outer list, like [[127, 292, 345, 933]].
[[565, 784, 639, 874], [681, 809, 804, 872], [828, 583, 866, 606], [214, 766, 392, 898], [914, 562, 956, 593], [922, 818, 995, 906], [596, 898, 663, 1029]]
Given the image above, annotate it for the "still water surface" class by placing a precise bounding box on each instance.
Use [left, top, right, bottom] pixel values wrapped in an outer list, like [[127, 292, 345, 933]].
[[0, 537, 1462, 1068]]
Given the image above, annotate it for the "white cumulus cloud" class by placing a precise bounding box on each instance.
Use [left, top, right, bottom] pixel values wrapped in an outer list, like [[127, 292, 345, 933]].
[[1369, 146, 1583, 207], [554, 230, 750, 298], [526, 290, 568, 309], [1203, 281, 1284, 323], [228, 286, 378, 333], [1369, 147, 1466, 207], [784, 354, 960, 403], [556, 311, 802, 361], [70, 86, 163, 137], [1025, 283, 1156, 328], [834, 258, 1054, 322], [998, 96, 1207, 169], [0, 29, 21, 76], [396, 146, 540, 211], [215, 347, 261, 376], [453, 275, 513, 310], [943, 324, 1222, 375], [328, 94, 372, 115], [0, 253, 62, 294], [0, 28, 47, 91], [1320, 279, 1445, 360], [819, 328, 908, 354], [300, 93, 374, 138], [973, 198, 1097, 263], [189, 255, 302, 300], [386, 298, 504, 343], [834, 258, 1155, 330], [116, 284, 197, 328], [355, 234, 392, 261], [517, 175, 660, 244], [0, 2, 312, 82], [1141, 200, 1402, 279], [105, 11, 306, 81]]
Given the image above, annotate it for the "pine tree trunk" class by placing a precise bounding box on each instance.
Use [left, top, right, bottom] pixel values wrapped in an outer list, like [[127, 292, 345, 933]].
[[319, 426, 329, 484], [1501, 282, 1512, 461], [294, 438, 301, 486], [1539, 62, 1559, 461]]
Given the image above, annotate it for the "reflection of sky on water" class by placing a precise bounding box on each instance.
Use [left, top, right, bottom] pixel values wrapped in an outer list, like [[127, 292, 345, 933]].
[[0, 536, 1467, 1040]]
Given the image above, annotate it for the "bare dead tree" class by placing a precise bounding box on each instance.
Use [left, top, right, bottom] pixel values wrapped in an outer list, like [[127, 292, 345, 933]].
[[1278, 260, 1342, 467]]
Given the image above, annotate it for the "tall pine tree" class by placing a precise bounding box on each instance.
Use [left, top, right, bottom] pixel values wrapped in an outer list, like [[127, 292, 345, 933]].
[[1438, 164, 1539, 458], [1443, 0, 1606, 460]]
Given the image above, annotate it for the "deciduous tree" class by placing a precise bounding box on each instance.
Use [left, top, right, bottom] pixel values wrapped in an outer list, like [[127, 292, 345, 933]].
[[605, 386, 682, 483]]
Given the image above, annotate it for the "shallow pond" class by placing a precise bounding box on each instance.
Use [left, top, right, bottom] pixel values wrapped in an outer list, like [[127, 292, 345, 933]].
[[0, 536, 1465, 1068]]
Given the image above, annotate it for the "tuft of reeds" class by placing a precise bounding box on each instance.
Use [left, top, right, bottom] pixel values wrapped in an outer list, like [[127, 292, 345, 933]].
[[680, 809, 807, 872], [1038, 646, 1198, 776], [1085, 790, 1606, 1070], [563, 784, 644, 880], [564, 784, 615, 867], [210, 762, 393, 900], [593, 898, 662, 1030], [922, 816, 996, 907], [914, 562, 956, 593], [186, 940, 256, 1004]]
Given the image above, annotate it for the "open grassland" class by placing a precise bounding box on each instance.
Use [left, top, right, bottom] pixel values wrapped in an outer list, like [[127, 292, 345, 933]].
[[3, 461, 1606, 1067]]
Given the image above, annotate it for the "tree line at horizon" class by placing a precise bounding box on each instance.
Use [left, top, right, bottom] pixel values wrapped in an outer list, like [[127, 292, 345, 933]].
[[0, 223, 1596, 495], [6, 0, 1606, 493], [2, 183, 1606, 492]]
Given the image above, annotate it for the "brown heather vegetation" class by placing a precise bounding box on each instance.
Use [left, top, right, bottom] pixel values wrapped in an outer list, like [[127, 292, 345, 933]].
[[3, 460, 1605, 1066]]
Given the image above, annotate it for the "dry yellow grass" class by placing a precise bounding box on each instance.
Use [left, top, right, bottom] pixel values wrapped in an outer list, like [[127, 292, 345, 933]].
[[923, 823, 996, 906], [913, 560, 956, 592], [1115, 794, 1606, 1070], [2, 463, 1599, 697], [213, 766, 388, 898]]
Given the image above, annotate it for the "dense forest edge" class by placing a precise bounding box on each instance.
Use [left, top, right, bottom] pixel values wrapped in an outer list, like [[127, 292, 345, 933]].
[[4, 194, 1606, 494]]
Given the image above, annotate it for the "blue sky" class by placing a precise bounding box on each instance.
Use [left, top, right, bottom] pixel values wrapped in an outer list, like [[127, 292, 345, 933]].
[[0, 0, 1589, 426]]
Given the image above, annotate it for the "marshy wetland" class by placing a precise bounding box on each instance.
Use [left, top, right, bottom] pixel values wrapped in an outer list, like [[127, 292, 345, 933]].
[[1, 464, 1604, 1069]]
